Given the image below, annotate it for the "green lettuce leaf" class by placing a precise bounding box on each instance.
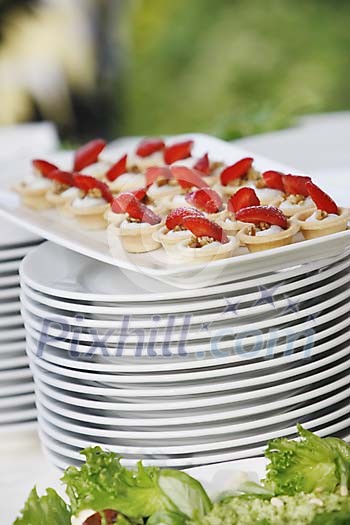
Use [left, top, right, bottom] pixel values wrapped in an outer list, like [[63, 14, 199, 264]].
[[311, 511, 350, 525], [263, 425, 350, 496], [158, 470, 212, 519], [13, 487, 71, 525], [62, 447, 177, 519], [147, 510, 188, 525]]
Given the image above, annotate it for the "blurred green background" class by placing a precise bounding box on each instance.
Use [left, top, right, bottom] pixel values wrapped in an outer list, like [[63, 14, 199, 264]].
[[1, 0, 350, 141]]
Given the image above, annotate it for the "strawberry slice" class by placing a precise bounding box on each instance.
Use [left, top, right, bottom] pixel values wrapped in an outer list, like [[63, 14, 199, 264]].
[[182, 216, 229, 244], [220, 157, 254, 186], [105, 154, 127, 181], [136, 138, 165, 157], [193, 153, 210, 176], [185, 188, 223, 213], [132, 187, 147, 201], [262, 170, 284, 191], [145, 167, 173, 187], [228, 187, 260, 214], [282, 174, 311, 197], [73, 174, 113, 203], [111, 192, 161, 224], [32, 159, 58, 178], [305, 181, 339, 214], [170, 166, 208, 190], [164, 140, 193, 165], [73, 139, 106, 172], [47, 169, 74, 186], [165, 207, 204, 230], [236, 206, 288, 229]]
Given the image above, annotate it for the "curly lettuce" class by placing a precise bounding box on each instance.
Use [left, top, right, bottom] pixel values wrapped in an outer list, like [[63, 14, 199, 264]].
[[13, 487, 71, 525], [263, 425, 350, 496], [62, 447, 210, 521]]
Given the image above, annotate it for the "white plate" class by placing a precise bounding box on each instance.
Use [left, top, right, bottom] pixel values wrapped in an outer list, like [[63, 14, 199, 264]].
[[0, 287, 20, 301], [0, 314, 23, 328], [36, 377, 349, 440], [0, 393, 35, 409], [20, 241, 349, 303], [0, 274, 20, 287], [0, 382, 34, 397], [32, 357, 349, 412], [0, 354, 28, 370], [0, 367, 33, 382], [20, 270, 350, 330], [21, 286, 350, 347], [23, 299, 349, 359], [39, 415, 350, 468], [0, 260, 20, 274], [26, 308, 349, 371], [34, 388, 350, 455], [26, 319, 350, 384], [0, 327, 26, 342], [1, 134, 349, 287], [0, 244, 38, 262], [0, 406, 36, 424], [1, 214, 40, 247], [0, 340, 26, 354], [26, 329, 349, 385], [0, 300, 21, 315]]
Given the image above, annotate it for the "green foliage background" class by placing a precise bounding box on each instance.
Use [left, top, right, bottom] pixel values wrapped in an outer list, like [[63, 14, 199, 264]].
[[117, 0, 350, 139]]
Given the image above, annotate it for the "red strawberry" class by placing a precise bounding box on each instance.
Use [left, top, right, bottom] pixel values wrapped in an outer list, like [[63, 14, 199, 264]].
[[220, 158, 254, 186], [170, 166, 208, 190], [262, 170, 284, 191], [145, 167, 173, 187], [282, 174, 311, 197], [73, 139, 106, 172], [132, 187, 147, 201], [164, 140, 193, 164], [228, 187, 260, 214], [136, 138, 165, 157], [305, 181, 339, 214], [185, 188, 223, 213], [32, 159, 58, 178], [47, 169, 74, 186], [111, 193, 160, 224], [182, 216, 229, 244], [73, 174, 113, 203], [236, 206, 288, 229], [193, 153, 210, 176], [165, 207, 204, 230], [105, 154, 127, 181]]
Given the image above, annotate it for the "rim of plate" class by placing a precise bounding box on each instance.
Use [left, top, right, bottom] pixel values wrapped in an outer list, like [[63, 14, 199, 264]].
[[21, 265, 350, 322], [38, 415, 350, 468], [0, 392, 35, 409], [1, 215, 40, 247], [36, 379, 349, 439], [0, 407, 37, 424], [25, 329, 349, 384], [0, 313, 23, 328], [0, 260, 21, 274], [20, 241, 349, 302], [0, 274, 20, 287], [31, 358, 350, 409], [21, 287, 350, 344], [23, 301, 349, 357], [36, 393, 350, 454], [25, 315, 350, 373], [0, 354, 28, 370], [0, 300, 21, 315], [0, 244, 39, 262]]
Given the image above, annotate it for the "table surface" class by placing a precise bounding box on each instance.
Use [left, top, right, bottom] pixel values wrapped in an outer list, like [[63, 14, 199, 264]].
[[1, 112, 350, 524]]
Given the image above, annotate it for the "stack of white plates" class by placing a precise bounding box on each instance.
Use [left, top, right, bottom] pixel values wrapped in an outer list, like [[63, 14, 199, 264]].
[[0, 218, 42, 437], [20, 242, 350, 469]]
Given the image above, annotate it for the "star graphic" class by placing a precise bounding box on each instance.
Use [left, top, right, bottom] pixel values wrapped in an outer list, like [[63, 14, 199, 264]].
[[281, 298, 300, 315], [307, 313, 318, 323], [254, 284, 281, 307], [200, 322, 211, 332], [223, 297, 240, 315]]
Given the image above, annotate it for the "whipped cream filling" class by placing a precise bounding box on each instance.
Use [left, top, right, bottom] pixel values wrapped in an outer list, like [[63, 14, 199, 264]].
[[148, 184, 176, 199], [190, 240, 223, 250], [23, 173, 52, 190], [120, 219, 151, 230], [171, 194, 190, 207], [81, 161, 110, 177], [170, 157, 195, 168], [305, 211, 339, 223], [72, 196, 106, 209], [110, 173, 145, 190], [255, 188, 284, 203], [279, 196, 313, 212], [60, 186, 80, 199], [166, 228, 190, 238], [255, 225, 284, 236]]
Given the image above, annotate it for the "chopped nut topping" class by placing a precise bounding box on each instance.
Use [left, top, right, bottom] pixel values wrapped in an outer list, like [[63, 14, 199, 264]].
[[127, 216, 141, 223], [189, 235, 215, 248], [87, 188, 102, 198], [287, 194, 305, 205], [255, 177, 266, 189], [315, 209, 328, 220], [53, 181, 69, 193], [247, 222, 271, 236]]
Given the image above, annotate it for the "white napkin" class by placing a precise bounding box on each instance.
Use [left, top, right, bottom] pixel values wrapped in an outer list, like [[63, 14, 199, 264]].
[[0, 121, 59, 162]]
